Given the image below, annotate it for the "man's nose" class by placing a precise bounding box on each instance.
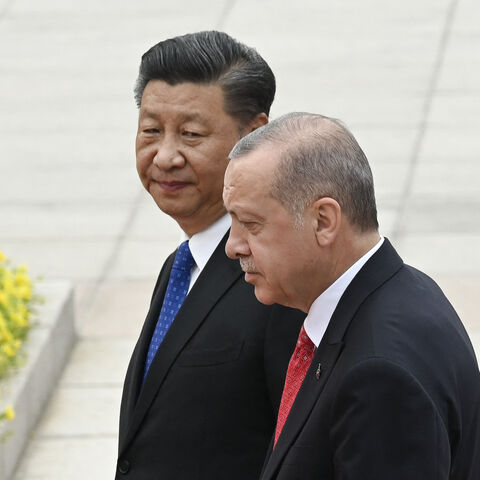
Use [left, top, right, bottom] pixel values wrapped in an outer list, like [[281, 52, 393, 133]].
[[152, 136, 185, 169], [225, 222, 251, 259]]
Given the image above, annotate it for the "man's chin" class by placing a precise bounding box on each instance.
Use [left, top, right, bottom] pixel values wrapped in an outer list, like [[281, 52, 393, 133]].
[[253, 286, 276, 306], [152, 197, 192, 220]]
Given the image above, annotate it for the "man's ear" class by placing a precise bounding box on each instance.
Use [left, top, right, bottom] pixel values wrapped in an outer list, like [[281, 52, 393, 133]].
[[312, 197, 341, 247], [246, 113, 268, 133]]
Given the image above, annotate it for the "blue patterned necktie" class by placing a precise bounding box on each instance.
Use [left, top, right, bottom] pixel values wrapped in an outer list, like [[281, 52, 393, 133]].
[[143, 241, 195, 380]]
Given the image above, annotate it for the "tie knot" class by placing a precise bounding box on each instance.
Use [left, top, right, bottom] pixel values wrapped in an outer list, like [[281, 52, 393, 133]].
[[297, 324, 315, 352], [173, 241, 195, 272]]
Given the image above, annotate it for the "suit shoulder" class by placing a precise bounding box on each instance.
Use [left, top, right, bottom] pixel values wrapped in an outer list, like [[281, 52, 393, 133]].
[[360, 263, 464, 337]]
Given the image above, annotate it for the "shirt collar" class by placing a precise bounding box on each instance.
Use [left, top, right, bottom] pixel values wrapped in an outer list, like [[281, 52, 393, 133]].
[[304, 237, 384, 347], [183, 214, 231, 272]]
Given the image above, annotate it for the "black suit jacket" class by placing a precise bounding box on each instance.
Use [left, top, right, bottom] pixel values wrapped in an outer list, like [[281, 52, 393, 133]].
[[116, 233, 304, 479], [262, 239, 480, 480]]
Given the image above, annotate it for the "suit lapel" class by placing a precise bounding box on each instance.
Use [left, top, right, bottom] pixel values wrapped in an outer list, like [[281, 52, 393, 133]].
[[118, 252, 174, 451], [325, 238, 403, 344], [262, 342, 344, 480], [130, 254, 175, 407], [120, 233, 242, 453], [261, 239, 403, 479]]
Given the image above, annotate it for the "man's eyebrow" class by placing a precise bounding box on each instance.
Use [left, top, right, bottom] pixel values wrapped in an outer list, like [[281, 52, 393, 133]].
[[228, 208, 264, 222], [178, 111, 207, 123], [139, 109, 159, 120], [140, 109, 206, 123]]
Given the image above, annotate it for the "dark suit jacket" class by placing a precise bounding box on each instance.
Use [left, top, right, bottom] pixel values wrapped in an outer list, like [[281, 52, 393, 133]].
[[116, 233, 304, 479], [262, 239, 480, 480]]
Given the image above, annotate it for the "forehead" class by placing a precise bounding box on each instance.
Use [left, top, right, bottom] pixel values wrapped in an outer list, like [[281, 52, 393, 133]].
[[140, 80, 227, 119], [224, 146, 278, 205]]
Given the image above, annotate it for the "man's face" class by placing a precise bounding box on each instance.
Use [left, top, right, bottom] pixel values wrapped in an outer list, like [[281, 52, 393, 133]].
[[136, 80, 243, 235], [223, 147, 317, 312]]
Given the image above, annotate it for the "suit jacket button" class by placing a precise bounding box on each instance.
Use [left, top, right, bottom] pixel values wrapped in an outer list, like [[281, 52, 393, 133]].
[[118, 459, 130, 474]]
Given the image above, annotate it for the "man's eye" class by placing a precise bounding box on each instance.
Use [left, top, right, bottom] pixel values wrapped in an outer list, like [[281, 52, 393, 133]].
[[183, 131, 201, 138], [242, 222, 259, 231], [144, 128, 160, 134]]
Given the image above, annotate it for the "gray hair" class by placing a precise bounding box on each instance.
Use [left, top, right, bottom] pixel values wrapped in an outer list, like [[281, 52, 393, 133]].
[[229, 112, 378, 231]]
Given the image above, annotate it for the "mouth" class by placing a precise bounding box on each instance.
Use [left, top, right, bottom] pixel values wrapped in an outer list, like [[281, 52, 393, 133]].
[[155, 180, 191, 192], [244, 271, 259, 283], [239, 257, 258, 283]]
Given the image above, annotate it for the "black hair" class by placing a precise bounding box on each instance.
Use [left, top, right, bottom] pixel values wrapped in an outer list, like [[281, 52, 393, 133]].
[[134, 31, 276, 126]]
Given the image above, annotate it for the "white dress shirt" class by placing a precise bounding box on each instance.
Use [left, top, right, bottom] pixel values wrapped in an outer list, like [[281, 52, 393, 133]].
[[304, 237, 384, 347], [182, 214, 231, 292]]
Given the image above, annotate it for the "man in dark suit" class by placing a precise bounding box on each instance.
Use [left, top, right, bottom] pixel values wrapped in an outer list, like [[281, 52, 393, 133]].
[[116, 32, 304, 479], [224, 112, 480, 479]]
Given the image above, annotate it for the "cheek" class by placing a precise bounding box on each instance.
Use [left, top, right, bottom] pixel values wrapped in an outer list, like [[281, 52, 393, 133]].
[[201, 140, 230, 167], [136, 146, 153, 172], [194, 160, 228, 189], [268, 263, 288, 288], [262, 247, 295, 284], [135, 135, 145, 157], [136, 156, 148, 177], [254, 250, 277, 280]]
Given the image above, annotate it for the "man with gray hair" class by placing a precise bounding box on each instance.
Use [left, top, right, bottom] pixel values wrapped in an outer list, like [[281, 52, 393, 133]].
[[223, 112, 480, 479]]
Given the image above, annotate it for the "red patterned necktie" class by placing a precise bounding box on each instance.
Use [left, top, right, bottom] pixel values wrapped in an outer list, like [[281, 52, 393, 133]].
[[274, 324, 315, 446]]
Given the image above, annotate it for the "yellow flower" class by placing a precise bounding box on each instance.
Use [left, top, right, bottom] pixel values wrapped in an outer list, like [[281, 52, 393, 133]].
[[0, 313, 8, 331], [18, 304, 30, 321], [16, 285, 31, 301], [0, 328, 13, 344], [3, 272, 14, 295], [14, 272, 31, 287], [4, 406, 15, 420], [0, 253, 37, 386], [12, 312, 29, 327], [2, 343, 16, 358]]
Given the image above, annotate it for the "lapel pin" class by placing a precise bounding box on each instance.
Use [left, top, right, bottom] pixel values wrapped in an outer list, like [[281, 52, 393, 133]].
[[315, 363, 322, 379]]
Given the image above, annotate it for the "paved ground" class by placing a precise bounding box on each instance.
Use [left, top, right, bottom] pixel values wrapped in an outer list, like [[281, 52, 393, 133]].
[[0, 0, 479, 478]]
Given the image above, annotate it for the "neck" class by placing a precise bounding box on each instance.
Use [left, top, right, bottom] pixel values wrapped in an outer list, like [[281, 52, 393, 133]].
[[304, 230, 381, 312], [331, 229, 380, 279], [349, 230, 381, 261], [177, 207, 227, 237]]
